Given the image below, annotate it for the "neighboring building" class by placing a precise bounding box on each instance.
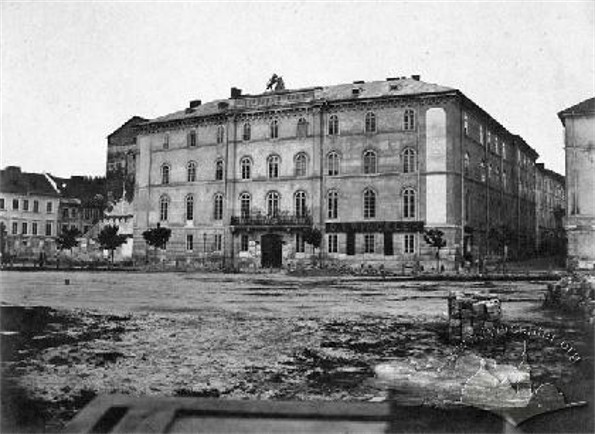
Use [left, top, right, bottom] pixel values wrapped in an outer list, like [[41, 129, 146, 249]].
[[132, 76, 557, 269], [106, 116, 147, 204], [48, 175, 107, 236], [0, 166, 60, 261], [558, 97, 595, 270], [535, 164, 565, 256]]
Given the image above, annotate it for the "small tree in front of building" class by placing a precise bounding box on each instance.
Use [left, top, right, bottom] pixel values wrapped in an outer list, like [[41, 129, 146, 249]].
[[55, 227, 81, 253], [423, 228, 447, 273], [142, 224, 172, 263], [96, 225, 129, 265]]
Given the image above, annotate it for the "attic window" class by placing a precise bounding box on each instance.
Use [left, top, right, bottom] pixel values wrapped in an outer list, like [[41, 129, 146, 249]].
[[352, 88, 361, 96], [390, 84, 402, 91]]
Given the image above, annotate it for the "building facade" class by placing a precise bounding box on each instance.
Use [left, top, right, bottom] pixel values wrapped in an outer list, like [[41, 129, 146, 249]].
[[133, 76, 556, 270], [106, 116, 147, 204], [535, 164, 565, 256], [558, 97, 595, 270], [0, 166, 60, 262]]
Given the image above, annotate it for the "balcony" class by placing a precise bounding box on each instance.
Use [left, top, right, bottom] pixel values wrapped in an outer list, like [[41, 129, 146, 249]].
[[230, 212, 312, 232]]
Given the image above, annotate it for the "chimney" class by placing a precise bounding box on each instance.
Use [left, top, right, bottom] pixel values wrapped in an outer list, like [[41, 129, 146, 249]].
[[353, 80, 365, 84], [411, 75, 421, 81], [189, 99, 202, 109], [5, 166, 21, 182], [386, 77, 398, 81], [230, 87, 242, 98]]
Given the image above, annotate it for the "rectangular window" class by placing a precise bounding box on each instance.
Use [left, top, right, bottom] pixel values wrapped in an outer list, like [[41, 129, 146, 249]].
[[215, 234, 222, 251], [479, 125, 484, 145], [364, 234, 375, 253], [188, 130, 197, 147], [22, 222, 28, 235], [71, 209, 77, 218], [12, 222, 18, 235], [47, 202, 53, 213], [296, 234, 305, 253], [62, 225, 68, 233], [33, 200, 39, 213], [404, 234, 415, 254], [0, 198, 4, 209], [328, 234, 338, 253], [23, 200, 29, 211], [163, 133, 170, 150], [186, 234, 194, 251], [13, 199, 19, 210], [463, 113, 469, 135], [240, 234, 249, 252], [63, 208, 69, 219], [32, 222, 38, 235], [85, 209, 91, 220], [45, 221, 52, 236]]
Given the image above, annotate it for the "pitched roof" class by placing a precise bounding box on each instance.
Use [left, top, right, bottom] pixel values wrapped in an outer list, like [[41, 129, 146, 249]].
[[0, 167, 60, 196], [107, 116, 148, 138], [145, 78, 455, 125], [558, 97, 595, 125]]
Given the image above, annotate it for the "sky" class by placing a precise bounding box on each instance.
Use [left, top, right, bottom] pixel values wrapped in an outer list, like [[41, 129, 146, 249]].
[[1, 1, 594, 177]]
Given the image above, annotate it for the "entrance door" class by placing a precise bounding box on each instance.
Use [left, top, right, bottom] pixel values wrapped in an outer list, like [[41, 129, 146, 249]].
[[383, 232, 394, 256], [261, 234, 282, 268], [346, 232, 355, 256]]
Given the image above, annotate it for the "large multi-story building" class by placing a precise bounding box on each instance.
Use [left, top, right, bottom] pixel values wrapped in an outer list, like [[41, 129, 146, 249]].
[[0, 166, 60, 261], [535, 164, 565, 255], [558, 97, 595, 270], [106, 116, 147, 204], [132, 76, 557, 270]]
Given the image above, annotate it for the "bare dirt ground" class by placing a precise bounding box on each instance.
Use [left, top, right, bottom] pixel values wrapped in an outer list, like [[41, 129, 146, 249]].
[[1, 271, 593, 433]]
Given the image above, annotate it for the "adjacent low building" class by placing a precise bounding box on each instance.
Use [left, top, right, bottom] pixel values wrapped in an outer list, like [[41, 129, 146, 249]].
[[0, 166, 60, 262], [132, 75, 563, 270], [535, 164, 565, 256], [558, 97, 595, 270]]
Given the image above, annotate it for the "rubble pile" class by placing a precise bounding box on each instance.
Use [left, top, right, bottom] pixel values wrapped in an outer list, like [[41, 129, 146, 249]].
[[545, 274, 595, 322], [448, 291, 501, 342]]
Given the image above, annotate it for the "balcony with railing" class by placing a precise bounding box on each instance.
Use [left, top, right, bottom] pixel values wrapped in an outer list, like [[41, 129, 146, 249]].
[[230, 211, 312, 231]]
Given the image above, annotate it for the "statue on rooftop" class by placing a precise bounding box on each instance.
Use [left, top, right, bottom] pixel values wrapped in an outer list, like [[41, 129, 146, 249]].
[[266, 74, 285, 91]]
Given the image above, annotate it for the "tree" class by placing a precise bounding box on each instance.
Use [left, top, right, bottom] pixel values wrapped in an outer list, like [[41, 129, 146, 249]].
[[96, 225, 129, 264], [55, 227, 81, 253], [303, 227, 322, 250], [142, 224, 172, 262], [488, 225, 515, 270], [423, 229, 447, 273]]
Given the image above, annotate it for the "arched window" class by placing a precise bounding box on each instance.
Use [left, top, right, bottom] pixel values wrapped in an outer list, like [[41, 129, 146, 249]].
[[363, 189, 376, 219], [403, 109, 416, 131], [187, 129, 197, 147], [402, 148, 416, 173], [363, 150, 377, 174], [185, 195, 194, 221], [270, 119, 279, 139], [214, 194, 224, 220], [216, 125, 225, 144], [187, 161, 197, 182], [365, 112, 376, 133], [240, 157, 251, 180], [243, 123, 251, 141], [297, 118, 308, 138], [215, 160, 224, 180], [403, 188, 416, 219], [294, 191, 307, 217], [240, 193, 251, 218], [327, 190, 338, 219], [266, 191, 280, 217], [328, 115, 339, 136], [295, 153, 307, 177], [161, 164, 170, 184], [327, 151, 340, 176], [159, 196, 169, 221], [268, 155, 280, 178]]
